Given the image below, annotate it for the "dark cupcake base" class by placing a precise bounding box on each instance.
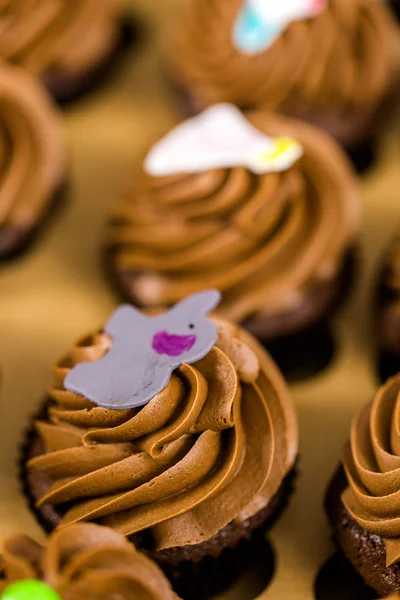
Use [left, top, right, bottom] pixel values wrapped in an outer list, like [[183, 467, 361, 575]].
[[43, 17, 137, 105], [378, 349, 400, 383], [160, 527, 275, 599], [0, 179, 68, 262], [265, 322, 335, 383], [325, 466, 400, 597], [346, 138, 377, 176], [388, 0, 400, 21], [247, 247, 357, 382], [315, 552, 376, 600], [375, 259, 400, 383], [21, 411, 297, 600]]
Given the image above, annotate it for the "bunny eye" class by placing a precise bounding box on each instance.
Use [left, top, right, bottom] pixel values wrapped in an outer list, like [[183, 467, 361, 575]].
[[189, 323, 195, 329]]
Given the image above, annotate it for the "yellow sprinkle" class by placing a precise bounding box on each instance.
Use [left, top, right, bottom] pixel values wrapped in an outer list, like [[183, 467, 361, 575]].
[[260, 136, 296, 161]]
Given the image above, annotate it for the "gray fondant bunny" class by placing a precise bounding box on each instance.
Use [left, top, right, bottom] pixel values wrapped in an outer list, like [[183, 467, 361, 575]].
[[64, 290, 221, 409]]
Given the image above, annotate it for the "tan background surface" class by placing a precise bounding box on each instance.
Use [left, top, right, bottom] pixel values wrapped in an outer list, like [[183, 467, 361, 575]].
[[0, 1, 399, 598]]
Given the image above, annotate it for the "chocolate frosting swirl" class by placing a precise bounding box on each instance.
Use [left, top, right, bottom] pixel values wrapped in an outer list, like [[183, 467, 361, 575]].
[[0, 0, 119, 80], [0, 523, 178, 599], [28, 318, 298, 550], [107, 112, 359, 331], [0, 64, 64, 244], [342, 374, 400, 567], [171, 0, 397, 115]]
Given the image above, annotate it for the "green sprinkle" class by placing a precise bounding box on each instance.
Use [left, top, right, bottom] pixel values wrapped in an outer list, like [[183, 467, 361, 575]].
[[0, 580, 61, 600]]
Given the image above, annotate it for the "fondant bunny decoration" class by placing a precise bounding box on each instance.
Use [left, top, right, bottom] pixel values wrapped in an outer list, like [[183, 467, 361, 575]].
[[234, 0, 327, 55], [145, 104, 302, 177], [64, 290, 221, 410]]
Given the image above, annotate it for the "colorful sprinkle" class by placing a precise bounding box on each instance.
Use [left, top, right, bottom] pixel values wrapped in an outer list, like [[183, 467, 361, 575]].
[[260, 137, 300, 161], [233, 0, 327, 54], [0, 580, 61, 600]]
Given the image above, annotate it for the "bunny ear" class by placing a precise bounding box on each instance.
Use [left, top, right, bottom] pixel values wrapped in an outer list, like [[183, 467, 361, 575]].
[[175, 290, 222, 315], [105, 304, 147, 337]]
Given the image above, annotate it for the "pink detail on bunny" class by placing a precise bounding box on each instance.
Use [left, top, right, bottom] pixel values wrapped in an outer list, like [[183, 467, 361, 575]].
[[152, 331, 197, 357]]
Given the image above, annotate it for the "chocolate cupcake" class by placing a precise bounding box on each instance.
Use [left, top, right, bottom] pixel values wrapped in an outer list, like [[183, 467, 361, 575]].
[[105, 105, 360, 379], [376, 231, 400, 382], [0, 64, 66, 260], [0, 522, 178, 599], [326, 375, 400, 597], [169, 0, 399, 171], [21, 298, 298, 598], [0, 1, 132, 104]]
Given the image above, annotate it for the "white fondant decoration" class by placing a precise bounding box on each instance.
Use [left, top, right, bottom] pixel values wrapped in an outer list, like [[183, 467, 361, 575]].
[[144, 104, 303, 176], [233, 0, 327, 55], [64, 291, 221, 410]]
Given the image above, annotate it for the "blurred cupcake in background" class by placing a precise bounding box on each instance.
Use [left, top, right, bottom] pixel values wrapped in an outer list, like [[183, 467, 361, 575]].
[[168, 0, 399, 171], [0, 64, 65, 260], [105, 104, 360, 379], [375, 229, 400, 382], [0, 523, 179, 599], [388, 0, 400, 21], [21, 299, 298, 598], [0, 0, 133, 104]]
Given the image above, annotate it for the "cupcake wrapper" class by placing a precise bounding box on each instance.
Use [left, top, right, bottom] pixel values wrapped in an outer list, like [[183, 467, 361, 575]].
[[389, 0, 400, 21], [161, 531, 275, 600]]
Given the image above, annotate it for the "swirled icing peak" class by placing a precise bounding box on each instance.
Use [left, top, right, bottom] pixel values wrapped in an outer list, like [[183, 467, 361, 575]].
[[28, 317, 298, 550], [64, 292, 221, 409], [342, 374, 400, 567], [0, 523, 178, 599]]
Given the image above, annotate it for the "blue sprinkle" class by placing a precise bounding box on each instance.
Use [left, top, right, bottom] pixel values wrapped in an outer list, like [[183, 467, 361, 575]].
[[233, 3, 279, 55]]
